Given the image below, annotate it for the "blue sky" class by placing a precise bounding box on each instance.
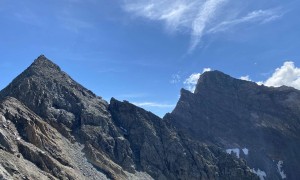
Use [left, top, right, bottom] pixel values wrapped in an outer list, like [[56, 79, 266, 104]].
[[1, 0, 300, 117]]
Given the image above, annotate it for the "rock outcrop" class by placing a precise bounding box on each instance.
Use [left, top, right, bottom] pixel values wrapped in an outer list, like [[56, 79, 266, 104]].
[[109, 98, 256, 179], [0, 55, 146, 180], [0, 96, 107, 180], [165, 70, 300, 179], [0, 55, 258, 179]]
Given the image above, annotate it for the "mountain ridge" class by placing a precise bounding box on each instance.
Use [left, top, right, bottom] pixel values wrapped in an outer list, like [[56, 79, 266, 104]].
[[0, 55, 258, 179], [165, 68, 300, 179]]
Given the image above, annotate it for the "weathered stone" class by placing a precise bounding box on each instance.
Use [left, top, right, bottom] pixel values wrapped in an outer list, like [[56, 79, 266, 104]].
[[165, 70, 300, 180], [109, 98, 256, 180]]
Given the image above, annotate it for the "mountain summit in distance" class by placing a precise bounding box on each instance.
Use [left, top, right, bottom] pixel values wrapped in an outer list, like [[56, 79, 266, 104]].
[[165, 69, 300, 180], [0, 55, 299, 180]]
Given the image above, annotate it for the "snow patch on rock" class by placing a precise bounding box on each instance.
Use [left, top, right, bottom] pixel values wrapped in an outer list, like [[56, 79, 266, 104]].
[[242, 148, 249, 155], [117, 136, 125, 140], [0, 115, 6, 123], [226, 148, 240, 158], [251, 168, 267, 180], [277, 161, 286, 179]]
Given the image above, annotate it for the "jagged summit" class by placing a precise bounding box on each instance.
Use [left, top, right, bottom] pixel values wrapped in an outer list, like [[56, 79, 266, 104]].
[[200, 70, 228, 77], [166, 70, 300, 179], [0, 55, 66, 100], [0, 55, 108, 132], [197, 70, 232, 84], [31, 54, 61, 72], [1, 55, 93, 96], [25, 54, 66, 80], [194, 70, 257, 94], [35, 54, 48, 62]]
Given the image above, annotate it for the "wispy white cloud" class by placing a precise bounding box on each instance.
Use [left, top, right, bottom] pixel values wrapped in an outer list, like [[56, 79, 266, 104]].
[[133, 102, 175, 108], [184, 68, 211, 92], [14, 8, 43, 27], [124, 1, 190, 31], [122, 0, 283, 51], [59, 16, 93, 33], [123, 0, 226, 51], [57, 4, 95, 33], [189, 0, 227, 51], [170, 73, 181, 84], [208, 8, 283, 33]]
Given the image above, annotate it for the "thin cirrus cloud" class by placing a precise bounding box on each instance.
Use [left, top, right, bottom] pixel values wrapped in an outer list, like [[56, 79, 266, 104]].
[[170, 73, 181, 84], [58, 15, 94, 33], [207, 8, 283, 34], [122, 0, 283, 51], [14, 8, 44, 27]]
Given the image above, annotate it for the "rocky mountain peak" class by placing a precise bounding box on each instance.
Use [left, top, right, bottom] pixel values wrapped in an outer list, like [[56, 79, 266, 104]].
[[27, 55, 62, 76], [31, 55, 60, 71], [0, 56, 261, 180], [200, 70, 229, 79], [194, 70, 251, 94], [167, 70, 300, 179], [193, 70, 261, 97], [0, 55, 71, 100], [0, 55, 109, 134]]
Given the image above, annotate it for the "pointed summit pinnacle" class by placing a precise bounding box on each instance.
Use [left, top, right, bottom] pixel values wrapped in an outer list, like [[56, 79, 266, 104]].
[[38, 54, 46, 58], [34, 54, 49, 63], [31, 55, 61, 73]]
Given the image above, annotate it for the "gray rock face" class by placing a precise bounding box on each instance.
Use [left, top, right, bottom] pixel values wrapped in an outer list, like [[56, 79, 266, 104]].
[[109, 98, 256, 180], [0, 96, 108, 180], [165, 70, 300, 180], [0, 55, 257, 179], [0, 55, 137, 179], [1, 55, 110, 132]]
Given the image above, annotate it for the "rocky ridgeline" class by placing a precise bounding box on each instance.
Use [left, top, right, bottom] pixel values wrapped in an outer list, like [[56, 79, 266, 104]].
[[164, 70, 300, 180], [0, 55, 259, 179]]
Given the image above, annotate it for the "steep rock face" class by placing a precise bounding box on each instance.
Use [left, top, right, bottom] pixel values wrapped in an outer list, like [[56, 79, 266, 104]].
[[109, 98, 257, 180], [0, 94, 149, 180], [0, 56, 137, 175], [0, 55, 110, 134], [165, 70, 300, 180], [0, 55, 145, 179], [0, 97, 108, 180]]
